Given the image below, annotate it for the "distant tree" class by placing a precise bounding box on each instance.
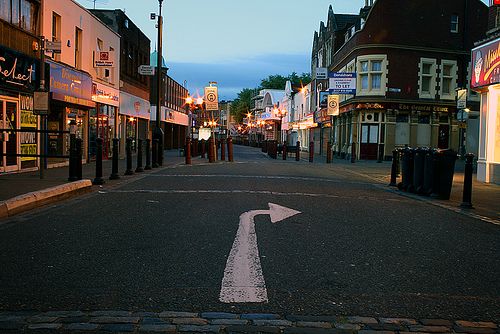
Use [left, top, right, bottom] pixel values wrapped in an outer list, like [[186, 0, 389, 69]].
[[259, 72, 311, 90], [231, 88, 257, 123]]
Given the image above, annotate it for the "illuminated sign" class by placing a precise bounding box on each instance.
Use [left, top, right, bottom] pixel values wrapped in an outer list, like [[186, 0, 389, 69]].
[[0, 45, 38, 92], [49, 60, 93, 106], [471, 37, 500, 89]]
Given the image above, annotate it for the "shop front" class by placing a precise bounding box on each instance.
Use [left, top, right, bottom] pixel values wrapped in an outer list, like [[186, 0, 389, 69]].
[[471, 38, 500, 184], [0, 45, 39, 173], [119, 91, 150, 152], [90, 82, 119, 159], [48, 60, 94, 166]]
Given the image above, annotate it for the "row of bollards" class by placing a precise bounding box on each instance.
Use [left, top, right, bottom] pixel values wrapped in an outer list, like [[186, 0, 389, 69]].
[[389, 147, 474, 207], [184, 136, 234, 165], [90, 138, 157, 185]]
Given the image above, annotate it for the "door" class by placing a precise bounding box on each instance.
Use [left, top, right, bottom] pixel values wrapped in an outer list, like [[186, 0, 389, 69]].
[[360, 124, 379, 160], [0, 100, 20, 172], [438, 124, 449, 149]]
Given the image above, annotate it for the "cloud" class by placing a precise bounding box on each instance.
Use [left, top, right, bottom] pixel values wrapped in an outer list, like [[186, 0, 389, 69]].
[[166, 53, 310, 100]]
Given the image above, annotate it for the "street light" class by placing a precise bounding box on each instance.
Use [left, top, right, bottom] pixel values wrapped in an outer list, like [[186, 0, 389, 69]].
[[273, 106, 287, 143], [185, 95, 194, 139], [152, 0, 164, 166]]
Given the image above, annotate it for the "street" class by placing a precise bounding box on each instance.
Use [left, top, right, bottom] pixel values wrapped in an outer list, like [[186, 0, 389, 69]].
[[0, 145, 499, 323]]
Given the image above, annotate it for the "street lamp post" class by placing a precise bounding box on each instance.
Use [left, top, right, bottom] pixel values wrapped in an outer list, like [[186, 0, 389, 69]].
[[185, 95, 193, 139], [273, 106, 287, 143], [153, 0, 165, 166]]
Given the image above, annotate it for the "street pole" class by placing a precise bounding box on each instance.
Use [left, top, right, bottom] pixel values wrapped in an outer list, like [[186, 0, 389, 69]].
[[154, 0, 165, 166], [39, 36, 46, 179]]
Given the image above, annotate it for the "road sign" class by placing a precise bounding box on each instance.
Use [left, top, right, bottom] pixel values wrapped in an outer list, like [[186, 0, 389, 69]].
[[204, 86, 219, 111], [220, 203, 301, 303], [138, 65, 155, 76], [45, 40, 61, 53], [457, 89, 467, 109], [316, 67, 328, 80], [33, 91, 49, 115], [327, 94, 339, 116]]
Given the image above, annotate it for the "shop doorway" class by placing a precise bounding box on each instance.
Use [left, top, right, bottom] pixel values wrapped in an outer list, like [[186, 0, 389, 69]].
[[0, 99, 19, 172], [438, 124, 450, 149], [360, 124, 379, 160]]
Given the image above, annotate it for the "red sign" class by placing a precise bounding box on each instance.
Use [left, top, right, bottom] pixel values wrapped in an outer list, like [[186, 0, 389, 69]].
[[471, 37, 500, 89], [494, 0, 500, 5]]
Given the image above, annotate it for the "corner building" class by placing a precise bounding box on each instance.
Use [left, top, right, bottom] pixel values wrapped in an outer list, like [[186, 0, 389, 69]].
[[312, 0, 488, 160]]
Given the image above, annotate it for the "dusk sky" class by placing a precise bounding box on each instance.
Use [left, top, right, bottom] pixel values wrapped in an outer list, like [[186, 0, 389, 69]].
[[76, 0, 490, 100]]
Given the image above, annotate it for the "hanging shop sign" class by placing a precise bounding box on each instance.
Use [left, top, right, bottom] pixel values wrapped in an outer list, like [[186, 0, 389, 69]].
[[92, 82, 119, 107], [93, 51, 115, 67], [120, 91, 150, 119], [471, 37, 500, 89], [0, 45, 38, 92], [49, 60, 94, 107], [329, 72, 356, 94]]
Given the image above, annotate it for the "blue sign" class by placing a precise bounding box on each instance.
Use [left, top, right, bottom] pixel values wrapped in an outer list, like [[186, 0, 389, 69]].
[[329, 72, 356, 95], [49, 60, 92, 103]]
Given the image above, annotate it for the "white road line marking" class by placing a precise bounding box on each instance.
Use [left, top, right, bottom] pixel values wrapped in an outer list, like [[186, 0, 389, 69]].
[[145, 174, 370, 184], [219, 203, 301, 303]]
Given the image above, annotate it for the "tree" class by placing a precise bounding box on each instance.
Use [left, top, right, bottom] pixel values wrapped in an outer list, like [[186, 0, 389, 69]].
[[260, 72, 311, 90], [230, 88, 257, 123]]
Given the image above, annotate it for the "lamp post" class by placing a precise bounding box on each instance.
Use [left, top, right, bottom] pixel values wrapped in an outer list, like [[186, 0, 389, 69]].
[[185, 95, 193, 139], [273, 106, 287, 143], [153, 0, 164, 165]]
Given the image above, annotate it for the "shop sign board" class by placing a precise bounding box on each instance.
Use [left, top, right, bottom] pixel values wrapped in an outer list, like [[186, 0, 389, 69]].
[[471, 37, 500, 89], [329, 72, 356, 94], [93, 51, 115, 67], [92, 82, 119, 107], [204, 86, 219, 111], [49, 60, 93, 106], [33, 91, 49, 115], [120, 92, 150, 119], [0, 45, 38, 92]]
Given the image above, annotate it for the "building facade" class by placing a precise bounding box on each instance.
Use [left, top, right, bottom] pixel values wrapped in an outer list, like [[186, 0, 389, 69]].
[[312, 0, 488, 161], [0, 0, 41, 173]]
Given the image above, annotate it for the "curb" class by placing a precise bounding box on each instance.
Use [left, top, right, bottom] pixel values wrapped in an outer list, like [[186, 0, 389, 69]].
[[0, 179, 93, 219]]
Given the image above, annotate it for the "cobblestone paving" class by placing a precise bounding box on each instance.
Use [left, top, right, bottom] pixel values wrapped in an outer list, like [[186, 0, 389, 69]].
[[0, 311, 498, 333]]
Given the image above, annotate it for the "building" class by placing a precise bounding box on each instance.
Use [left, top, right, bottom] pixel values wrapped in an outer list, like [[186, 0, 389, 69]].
[[252, 89, 285, 142], [286, 82, 313, 150], [42, 0, 120, 164], [470, 0, 500, 184], [311, 0, 488, 160], [90, 9, 151, 156], [149, 51, 189, 150], [0, 0, 41, 173]]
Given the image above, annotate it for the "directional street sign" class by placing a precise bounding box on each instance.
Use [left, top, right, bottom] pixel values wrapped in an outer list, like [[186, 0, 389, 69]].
[[45, 40, 61, 53], [138, 65, 155, 76], [219, 203, 301, 303]]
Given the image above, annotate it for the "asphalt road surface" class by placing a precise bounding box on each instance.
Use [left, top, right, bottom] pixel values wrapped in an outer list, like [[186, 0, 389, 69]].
[[0, 145, 499, 321]]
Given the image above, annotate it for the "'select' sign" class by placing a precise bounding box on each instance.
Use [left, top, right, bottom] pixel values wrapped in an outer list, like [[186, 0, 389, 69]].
[[0, 45, 38, 92]]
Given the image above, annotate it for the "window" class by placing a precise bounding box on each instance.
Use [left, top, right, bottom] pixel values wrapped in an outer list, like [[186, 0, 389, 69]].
[[0, 0, 11, 21], [1, 0, 38, 34], [51, 12, 61, 61], [356, 55, 387, 96], [418, 58, 437, 98], [439, 60, 457, 99], [451, 14, 459, 33], [75, 27, 82, 69]]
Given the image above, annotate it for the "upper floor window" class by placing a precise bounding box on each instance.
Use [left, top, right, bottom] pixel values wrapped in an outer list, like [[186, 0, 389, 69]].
[[439, 60, 457, 100], [356, 55, 387, 96], [450, 14, 459, 33], [0, 0, 38, 34], [418, 58, 437, 98], [51, 12, 61, 61]]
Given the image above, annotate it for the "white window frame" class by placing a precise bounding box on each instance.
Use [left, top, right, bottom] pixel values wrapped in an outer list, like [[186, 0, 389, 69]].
[[418, 58, 437, 99], [438, 59, 457, 100], [356, 54, 388, 96]]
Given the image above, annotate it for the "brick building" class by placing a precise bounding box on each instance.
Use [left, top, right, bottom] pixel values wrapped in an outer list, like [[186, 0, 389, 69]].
[[311, 0, 488, 160]]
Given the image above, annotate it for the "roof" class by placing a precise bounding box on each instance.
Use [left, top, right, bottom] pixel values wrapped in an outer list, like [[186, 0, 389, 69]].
[[334, 14, 359, 30]]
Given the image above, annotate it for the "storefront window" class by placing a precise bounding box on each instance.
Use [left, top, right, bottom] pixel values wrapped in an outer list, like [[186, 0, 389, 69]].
[[0, 0, 11, 21]]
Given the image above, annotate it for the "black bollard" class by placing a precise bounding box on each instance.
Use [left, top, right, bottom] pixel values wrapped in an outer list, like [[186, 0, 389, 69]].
[[201, 139, 206, 158], [377, 143, 383, 163], [220, 138, 226, 161], [125, 138, 134, 175], [351, 142, 356, 163], [326, 142, 332, 163], [145, 139, 152, 170], [135, 139, 144, 173], [93, 138, 105, 185], [185, 137, 192, 165], [228, 137, 233, 162], [282, 141, 287, 160], [76, 138, 83, 180], [309, 141, 314, 163], [295, 141, 300, 161], [68, 134, 77, 181], [152, 139, 159, 168], [158, 140, 163, 166], [109, 138, 120, 180], [460, 153, 474, 209], [389, 149, 398, 187]]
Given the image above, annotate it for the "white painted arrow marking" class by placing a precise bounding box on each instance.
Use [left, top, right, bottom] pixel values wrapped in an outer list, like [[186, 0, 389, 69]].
[[219, 203, 301, 303]]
